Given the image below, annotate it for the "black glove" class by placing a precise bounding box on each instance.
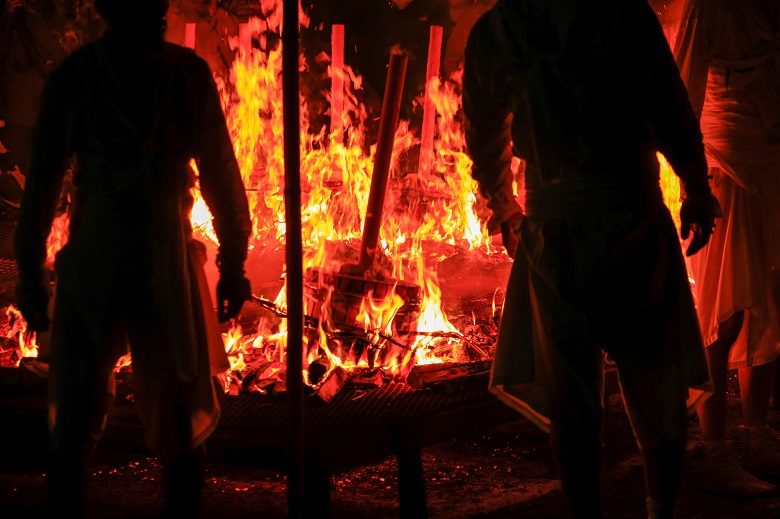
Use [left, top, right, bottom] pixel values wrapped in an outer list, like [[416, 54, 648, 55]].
[[500, 212, 524, 259], [15, 281, 51, 332], [216, 275, 251, 323], [680, 192, 723, 256]]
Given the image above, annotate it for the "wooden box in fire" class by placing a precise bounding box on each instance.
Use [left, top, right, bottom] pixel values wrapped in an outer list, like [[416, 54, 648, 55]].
[[302, 52, 421, 339], [303, 267, 421, 333]]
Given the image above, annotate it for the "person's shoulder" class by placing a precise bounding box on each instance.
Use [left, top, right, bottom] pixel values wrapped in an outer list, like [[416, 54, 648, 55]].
[[468, 7, 497, 46], [161, 42, 212, 75], [50, 40, 100, 81], [465, 6, 503, 60]]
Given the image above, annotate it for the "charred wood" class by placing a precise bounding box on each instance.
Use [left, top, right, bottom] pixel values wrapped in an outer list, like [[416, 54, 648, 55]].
[[312, 366, 349, 404], [406, 360, 492, 391]]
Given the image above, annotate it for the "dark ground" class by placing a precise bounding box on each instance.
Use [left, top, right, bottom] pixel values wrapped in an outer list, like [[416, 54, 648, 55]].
[[2, 372, 780, 519]]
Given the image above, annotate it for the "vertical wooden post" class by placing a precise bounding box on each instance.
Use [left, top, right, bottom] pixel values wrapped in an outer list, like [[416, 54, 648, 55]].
[[417, 26, 443, 177], [239, 22, 251, 55], [331, 24, 345, 144], [184, 22, 196, 50], [358, 51, 408, 268], [282, 0, 305, 517]]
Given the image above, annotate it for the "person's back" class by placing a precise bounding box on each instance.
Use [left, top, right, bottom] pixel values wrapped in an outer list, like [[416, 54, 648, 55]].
[[464, 0, 710, 224], [14, 1, 252, 516], [45, 37, 231, 245], [463, 1, 719, 518]]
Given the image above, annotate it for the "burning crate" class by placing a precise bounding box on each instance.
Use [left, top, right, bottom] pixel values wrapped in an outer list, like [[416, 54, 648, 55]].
[[303, 266, 421, 333]]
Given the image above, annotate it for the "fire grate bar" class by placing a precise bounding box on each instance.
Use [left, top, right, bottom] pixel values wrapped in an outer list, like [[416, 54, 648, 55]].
[[0, 378, 514, 467]]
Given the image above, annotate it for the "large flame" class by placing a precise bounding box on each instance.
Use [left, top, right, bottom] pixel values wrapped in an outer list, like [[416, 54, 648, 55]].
[[186, 2, 496, 390]]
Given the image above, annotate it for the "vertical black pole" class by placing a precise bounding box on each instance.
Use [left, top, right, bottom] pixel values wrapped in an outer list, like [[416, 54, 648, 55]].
[[282, 0, 305, 516]]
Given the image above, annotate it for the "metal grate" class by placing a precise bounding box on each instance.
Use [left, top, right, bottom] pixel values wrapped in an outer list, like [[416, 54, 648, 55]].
[[0, 259, 18, 309], [0, 377, 508, 468]]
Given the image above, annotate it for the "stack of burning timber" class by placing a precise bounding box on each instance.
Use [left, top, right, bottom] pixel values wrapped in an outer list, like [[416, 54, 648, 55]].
[[231, 46, 503, 404]]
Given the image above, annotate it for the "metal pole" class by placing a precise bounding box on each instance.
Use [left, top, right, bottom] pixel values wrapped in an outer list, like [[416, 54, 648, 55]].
[[358, 51, 408, 268], [282, 0, 305, 516]]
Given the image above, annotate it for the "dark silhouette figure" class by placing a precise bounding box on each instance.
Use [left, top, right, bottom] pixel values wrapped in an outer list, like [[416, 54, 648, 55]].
[[14, 0, 252, 516], [463, 1, 720, 518]]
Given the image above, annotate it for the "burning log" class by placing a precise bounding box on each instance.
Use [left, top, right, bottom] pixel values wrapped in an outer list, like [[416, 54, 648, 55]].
[[312, 366, 349, 404], [347, 367, 387, 389], [233, 359, 287, 394], [0, 337, 18, 368], [18, 357, 47, 378], [307, 356, 330, 385], [406, 360, 492, 390]]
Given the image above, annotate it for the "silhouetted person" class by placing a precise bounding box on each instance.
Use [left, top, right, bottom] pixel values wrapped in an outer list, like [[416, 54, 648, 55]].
[[674, 0, 780, 497], [463, 1, 720, 518], [14, 0, 252, 516]]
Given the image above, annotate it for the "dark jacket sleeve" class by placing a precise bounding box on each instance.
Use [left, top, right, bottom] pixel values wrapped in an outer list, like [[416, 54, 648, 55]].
[[14, 65, 71, 291], [637, 0, 710, 197], [462, 16, 522, 235], [191, 58, 252, 277]]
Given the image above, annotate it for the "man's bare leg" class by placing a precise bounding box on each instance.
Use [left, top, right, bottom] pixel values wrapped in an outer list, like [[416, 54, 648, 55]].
[[698, 312, 743, 442], [738, 360, 780, 475], [740, 361, 775, 427]]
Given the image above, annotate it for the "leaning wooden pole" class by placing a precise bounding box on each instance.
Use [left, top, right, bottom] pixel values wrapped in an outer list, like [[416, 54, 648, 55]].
[[282, 0, 305, 516], [358, 51, 408, 268]]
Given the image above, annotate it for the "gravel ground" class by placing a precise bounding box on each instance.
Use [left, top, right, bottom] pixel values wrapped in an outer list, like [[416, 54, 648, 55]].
[[3, 372, 780, 518]]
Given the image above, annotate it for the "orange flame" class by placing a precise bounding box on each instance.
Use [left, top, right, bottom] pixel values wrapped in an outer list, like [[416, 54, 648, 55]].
[[185, 6, 506, 391], [46, 212, 70, 264]]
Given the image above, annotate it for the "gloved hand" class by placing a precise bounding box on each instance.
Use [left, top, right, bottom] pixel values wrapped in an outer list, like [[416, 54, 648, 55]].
[[216, 275, 251, 323], [500, 212, 524, 259], [680, 192, 723, 256], [15, 282, 51, 332]]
